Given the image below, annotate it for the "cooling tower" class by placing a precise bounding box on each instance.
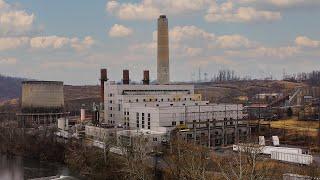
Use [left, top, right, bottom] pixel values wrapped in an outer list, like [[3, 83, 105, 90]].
[[157, 15, 169, 84], [21, 81, 64, 113]]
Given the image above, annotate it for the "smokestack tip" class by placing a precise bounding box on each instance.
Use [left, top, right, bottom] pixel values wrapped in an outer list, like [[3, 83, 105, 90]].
[[143, 70, 150, 85], [100, 68, 108, 81], [123, 69, 130, 84]]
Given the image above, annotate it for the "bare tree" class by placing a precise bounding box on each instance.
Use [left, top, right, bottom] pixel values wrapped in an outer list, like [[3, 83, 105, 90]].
[[120, 134, 153, 180], [216, 143, 274, 180], [163, 137, 211, 180]]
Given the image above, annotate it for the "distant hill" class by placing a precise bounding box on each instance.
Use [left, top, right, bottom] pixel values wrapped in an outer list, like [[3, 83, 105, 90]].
[[0, 75, 28, 102]]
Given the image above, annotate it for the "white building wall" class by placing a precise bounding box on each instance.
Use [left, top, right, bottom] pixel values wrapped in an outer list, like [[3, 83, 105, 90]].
[[125, 103, 244, 131], [104, 82, 199, 125]]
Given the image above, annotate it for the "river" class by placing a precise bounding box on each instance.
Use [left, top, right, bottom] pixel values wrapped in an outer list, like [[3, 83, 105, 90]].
[[0, 154, 77, 180]]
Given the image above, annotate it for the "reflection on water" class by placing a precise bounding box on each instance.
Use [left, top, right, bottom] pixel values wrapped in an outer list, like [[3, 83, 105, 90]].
[[0, 154, 75, 180]]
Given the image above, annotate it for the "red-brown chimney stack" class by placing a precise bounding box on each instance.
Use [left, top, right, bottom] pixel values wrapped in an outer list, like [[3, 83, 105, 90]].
[[123, 70, 129, 84], [143, 70, 150, 85], [100, 69, 108, 102]]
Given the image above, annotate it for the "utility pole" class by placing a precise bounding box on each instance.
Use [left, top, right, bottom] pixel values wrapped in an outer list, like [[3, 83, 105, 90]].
[[318, 99, 320, 146]]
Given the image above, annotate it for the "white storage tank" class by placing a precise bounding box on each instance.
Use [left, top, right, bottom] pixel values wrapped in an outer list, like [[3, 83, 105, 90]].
[[57, 118, 68, 130], [271, 151, 313, 165], [80, 108, 86, 121]]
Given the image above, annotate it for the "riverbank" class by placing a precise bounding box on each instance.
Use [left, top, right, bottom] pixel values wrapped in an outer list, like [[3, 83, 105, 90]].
[[0, 125, 125, 179], [0, 154, 76, 180]]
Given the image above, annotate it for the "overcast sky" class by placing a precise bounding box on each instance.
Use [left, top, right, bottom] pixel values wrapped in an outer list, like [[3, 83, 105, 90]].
[[0, 0, 319, 85]]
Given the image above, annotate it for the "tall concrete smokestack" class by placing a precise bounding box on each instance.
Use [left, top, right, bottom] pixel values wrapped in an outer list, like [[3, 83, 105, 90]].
[[157, 15, 169, 84], [123, 70, 129, 84], [100, 69, 108, 103]]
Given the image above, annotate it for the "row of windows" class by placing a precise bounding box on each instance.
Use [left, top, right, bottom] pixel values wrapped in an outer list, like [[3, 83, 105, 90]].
[[172, 121, 184, 126], [136, 112, 151, 129], [128, 97, 197, 103]]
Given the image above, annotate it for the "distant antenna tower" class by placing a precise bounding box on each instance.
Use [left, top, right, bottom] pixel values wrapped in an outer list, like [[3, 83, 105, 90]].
[[191, 72, 195, 82], [198, 67, 201, 82], [204, 72, 208, 82], [282, 68, 286, 80]]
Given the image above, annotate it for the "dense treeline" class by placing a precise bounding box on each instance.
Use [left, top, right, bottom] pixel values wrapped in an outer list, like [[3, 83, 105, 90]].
[[284, 70, 320, 86], [211, 69, 253, 83]]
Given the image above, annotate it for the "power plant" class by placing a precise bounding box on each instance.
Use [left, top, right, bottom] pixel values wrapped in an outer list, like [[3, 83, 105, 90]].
[[157, 15, 170, 84]]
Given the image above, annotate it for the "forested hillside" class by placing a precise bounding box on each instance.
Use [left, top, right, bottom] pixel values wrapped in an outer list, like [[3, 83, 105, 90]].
[[0, 74, 27, 102]]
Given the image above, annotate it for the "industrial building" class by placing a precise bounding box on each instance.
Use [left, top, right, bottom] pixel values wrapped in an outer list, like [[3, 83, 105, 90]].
[[100, 69, 249, 147], [104, 76, 200, 125], [95, 15, 250, 147]]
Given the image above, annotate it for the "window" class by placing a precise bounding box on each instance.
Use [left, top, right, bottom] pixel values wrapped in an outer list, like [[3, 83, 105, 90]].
[[173, 98, 176, 101], [143, 99, 146, 102], [142, 113, 145, 120], [109, 100, 113, 103], [172, 121, 176, 126], [110, 114, 113, 117], [153, 137, 158, 142], [118, 104, 121, 111], [155, 98, 158, 101], [136, 113, 139, 128], [180, 121, 184, 125], [142, 125, 145, 128], [136, 99, 138, 102], [109, 107, 113, 110], [184, 98, 187, 101], [161, 98, 164, 102], [148, 113, 151, 129], [109, 93, 113, 97], [129, 100, 131, 103]]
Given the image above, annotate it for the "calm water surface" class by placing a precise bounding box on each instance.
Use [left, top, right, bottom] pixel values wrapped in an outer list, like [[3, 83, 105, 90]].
[[0, 154, 76, 180]]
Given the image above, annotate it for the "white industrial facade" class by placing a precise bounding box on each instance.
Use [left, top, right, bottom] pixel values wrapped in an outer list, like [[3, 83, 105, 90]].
[[104, 82, 248, 146], [123, 102, 244, 131], [104, 82, 200, 125]]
